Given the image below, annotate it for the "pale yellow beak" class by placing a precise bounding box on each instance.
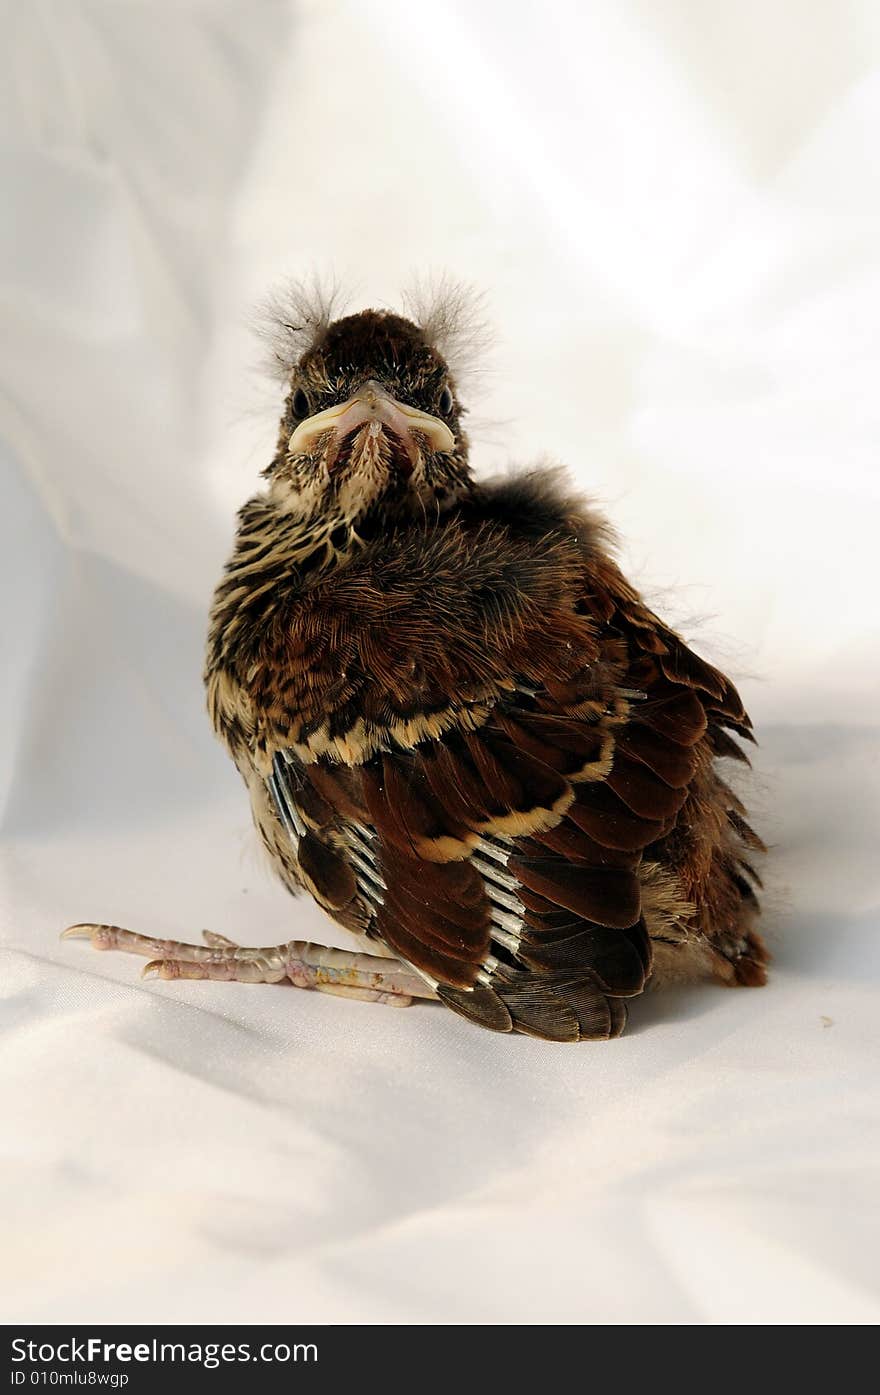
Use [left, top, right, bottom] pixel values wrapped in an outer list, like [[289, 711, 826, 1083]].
[[288, 380, 455, 470]]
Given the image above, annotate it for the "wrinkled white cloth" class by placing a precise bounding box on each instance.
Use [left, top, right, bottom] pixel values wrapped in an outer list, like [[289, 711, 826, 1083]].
[[2, 0, 878, 1325]]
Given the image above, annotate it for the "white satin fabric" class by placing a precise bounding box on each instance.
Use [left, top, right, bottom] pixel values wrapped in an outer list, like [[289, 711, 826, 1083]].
[[2, 0, 878, 1324]]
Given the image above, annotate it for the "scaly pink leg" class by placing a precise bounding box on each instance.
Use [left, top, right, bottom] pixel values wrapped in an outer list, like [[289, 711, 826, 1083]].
[[61, 924, 435, 1007]]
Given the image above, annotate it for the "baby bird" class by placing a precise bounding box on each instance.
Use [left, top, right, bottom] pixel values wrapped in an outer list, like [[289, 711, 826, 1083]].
[[65, 285, 767, 1041]]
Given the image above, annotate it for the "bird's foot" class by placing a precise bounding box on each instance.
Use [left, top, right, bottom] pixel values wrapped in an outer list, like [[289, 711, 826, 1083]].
[[61, 924, 435, 1006]]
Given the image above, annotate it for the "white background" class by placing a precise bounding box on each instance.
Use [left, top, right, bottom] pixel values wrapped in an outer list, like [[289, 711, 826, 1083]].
[[2, 0, 879, 1324]]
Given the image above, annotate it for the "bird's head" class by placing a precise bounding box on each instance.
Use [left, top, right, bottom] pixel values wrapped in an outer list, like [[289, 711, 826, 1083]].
[[262, 287, 479, 531]]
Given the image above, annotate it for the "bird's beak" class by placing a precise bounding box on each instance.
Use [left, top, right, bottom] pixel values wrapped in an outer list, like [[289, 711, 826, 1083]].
[[288, 380, 455, 471]]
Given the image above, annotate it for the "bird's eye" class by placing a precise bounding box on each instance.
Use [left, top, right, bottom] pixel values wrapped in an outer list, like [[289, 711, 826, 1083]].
[[438, 385, 454, 415], [291, 387, 311, 420]]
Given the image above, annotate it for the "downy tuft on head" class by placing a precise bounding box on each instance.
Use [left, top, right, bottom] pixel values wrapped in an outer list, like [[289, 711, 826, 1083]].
[[400, 274, 491, 393], [254, 275, 351, 383]]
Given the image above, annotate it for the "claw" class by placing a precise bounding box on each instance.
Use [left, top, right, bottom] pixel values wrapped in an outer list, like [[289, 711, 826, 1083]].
[[141, 960, 163, 979], [61, 924, 95, 940], [202, 931, 237, 948], [62, 922, 117, 949]]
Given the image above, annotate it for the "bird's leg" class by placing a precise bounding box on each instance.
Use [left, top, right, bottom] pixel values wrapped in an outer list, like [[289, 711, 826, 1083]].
[[61, 924, 436, 1006]]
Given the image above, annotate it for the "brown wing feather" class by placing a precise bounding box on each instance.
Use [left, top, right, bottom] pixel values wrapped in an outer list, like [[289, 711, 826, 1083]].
[[311, 705, 656, 1037], [268, 618, 763, 1037]]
